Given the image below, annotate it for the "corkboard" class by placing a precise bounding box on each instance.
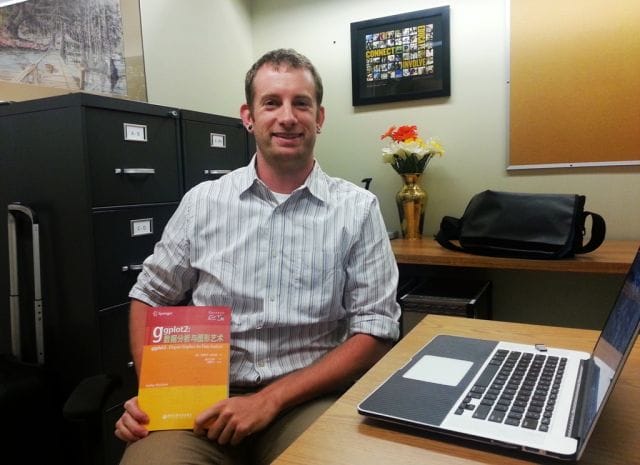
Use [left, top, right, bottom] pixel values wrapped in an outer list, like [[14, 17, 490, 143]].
[[509, 0, 640, 169]]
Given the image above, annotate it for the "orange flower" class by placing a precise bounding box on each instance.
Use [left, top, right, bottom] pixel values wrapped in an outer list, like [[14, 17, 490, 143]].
[[392, 125, 418, 142], [380, 126, 396, 140], [380, 125, 419, 143]]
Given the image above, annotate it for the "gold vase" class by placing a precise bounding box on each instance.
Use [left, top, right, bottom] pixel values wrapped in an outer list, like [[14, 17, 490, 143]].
[[396, 173, 427, 239]]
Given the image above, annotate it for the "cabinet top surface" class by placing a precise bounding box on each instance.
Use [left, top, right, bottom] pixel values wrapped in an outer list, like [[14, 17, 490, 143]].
[[391, 238, 639, 274], [0, 92, 179, 117]]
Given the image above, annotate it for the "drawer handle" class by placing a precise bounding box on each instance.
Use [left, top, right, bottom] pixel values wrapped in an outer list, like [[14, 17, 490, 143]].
[[114, 168, 156, 175], [204, 169, 231, 175], [121, 264, 144, 272]]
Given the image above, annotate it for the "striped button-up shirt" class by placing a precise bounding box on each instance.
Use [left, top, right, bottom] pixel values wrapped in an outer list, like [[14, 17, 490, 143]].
[[130, 158, 401, 386]]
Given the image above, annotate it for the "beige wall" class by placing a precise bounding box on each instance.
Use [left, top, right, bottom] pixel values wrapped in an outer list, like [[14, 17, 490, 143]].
[[139, 0, 253, 116], [248, 0, 640, 241]]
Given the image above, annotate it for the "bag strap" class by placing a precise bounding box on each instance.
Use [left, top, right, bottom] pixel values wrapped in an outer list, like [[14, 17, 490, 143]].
[[576, 211, 606, 254], [434, 216, 465, 252]]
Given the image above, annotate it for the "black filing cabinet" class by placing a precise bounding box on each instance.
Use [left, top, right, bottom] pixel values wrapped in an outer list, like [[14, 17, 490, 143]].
[[0, 93, 182, 464], [180, 109, 251, 190], [0, 93, 250, 465]]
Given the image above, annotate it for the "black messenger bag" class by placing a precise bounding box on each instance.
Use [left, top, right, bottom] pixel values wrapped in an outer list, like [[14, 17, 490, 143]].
[[435, 190, 606, 259]]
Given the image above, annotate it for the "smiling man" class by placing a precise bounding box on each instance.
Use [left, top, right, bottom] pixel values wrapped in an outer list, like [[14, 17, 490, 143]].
[[114, 49, 401, 465], [241, 52, 324, 188]]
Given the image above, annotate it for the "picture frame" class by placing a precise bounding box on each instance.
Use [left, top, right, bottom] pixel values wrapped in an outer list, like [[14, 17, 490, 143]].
[[0, 0, 147, 102], [350, 6, 450, 106]]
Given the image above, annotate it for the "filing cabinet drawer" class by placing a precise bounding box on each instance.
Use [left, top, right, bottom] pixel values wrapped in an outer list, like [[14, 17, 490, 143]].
[[93, 204, 177, 309], [85, 107, 182, 207], [99, 304, 137, 409], [181, 110, 250, 191]]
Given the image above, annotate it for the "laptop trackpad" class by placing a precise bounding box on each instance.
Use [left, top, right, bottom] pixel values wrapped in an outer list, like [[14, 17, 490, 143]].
[[403, 355, 473, 386], [358, 335, 498, 426]]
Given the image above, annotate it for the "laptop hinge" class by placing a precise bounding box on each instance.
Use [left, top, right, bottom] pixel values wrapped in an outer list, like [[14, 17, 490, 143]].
[[567, 357, 599, 440]]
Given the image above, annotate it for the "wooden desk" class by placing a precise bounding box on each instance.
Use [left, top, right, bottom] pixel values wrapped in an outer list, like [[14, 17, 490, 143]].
[[391, 238, 639, 274], [273, 315, 639, 465]]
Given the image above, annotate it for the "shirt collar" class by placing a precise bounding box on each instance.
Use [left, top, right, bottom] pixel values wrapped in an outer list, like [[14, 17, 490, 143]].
[[239, 154, 329, 203]]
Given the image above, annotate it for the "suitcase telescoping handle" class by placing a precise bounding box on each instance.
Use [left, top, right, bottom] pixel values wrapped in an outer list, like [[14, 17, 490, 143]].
[[7, 203, 45, 365]]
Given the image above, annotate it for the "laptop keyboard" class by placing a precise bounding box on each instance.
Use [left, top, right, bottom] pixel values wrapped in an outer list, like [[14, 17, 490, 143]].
[[455, 349, 567, 432]]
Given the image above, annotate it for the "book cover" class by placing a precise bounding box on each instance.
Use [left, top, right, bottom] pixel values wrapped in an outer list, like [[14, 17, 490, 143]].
[[137, 306, 231, 431]]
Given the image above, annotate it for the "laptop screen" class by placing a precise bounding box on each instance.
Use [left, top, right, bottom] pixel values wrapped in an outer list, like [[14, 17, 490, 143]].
[[583, 251, 640, 434]]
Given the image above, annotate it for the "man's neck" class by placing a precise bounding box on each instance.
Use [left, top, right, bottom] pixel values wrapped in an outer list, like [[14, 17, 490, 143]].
[[255, 154, 314, 194]]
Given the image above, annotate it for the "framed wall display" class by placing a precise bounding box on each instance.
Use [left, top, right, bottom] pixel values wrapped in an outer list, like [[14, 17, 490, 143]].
[[0, 0, 147, 102], [350, 6, 450, 106]]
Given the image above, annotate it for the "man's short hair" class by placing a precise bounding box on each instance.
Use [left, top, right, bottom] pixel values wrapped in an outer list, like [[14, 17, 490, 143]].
[[244, 48, 323, 107]]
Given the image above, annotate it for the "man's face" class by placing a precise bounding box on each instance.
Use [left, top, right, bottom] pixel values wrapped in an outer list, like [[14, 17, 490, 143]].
[[241, 64, 324, 168]]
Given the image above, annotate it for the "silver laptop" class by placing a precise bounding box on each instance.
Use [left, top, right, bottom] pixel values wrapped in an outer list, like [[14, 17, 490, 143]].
[[358, 249, 640, 460]]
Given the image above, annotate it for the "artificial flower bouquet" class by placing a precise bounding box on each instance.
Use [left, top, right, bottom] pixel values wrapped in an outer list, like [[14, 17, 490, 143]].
[[380, 125, 445, 174]]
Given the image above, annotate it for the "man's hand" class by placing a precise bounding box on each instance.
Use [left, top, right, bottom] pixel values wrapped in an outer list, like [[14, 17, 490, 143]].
[[116, 334, 390, 447], [193, 391, 280, 446], [192, 333, 390, 446], [114, 396, 150, 443]]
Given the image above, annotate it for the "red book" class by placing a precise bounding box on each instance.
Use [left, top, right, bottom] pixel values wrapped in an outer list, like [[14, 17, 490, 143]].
[[137, 306, 231, 430]]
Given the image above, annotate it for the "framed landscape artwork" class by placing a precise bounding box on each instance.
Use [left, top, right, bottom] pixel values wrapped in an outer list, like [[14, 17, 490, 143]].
[[0, 0, 147, 101]]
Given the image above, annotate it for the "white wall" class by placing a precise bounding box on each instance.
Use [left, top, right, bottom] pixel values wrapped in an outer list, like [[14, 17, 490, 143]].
[[140, 0, 638, 329], [139, 0, 253, 116]]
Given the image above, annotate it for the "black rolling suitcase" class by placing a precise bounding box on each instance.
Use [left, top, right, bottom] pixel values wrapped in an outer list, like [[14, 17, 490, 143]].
[[1, 204, 61, 460]]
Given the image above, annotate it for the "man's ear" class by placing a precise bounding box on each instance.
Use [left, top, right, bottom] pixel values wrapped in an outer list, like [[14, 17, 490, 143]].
[[240, 104, 253, 131], [316, 105, 326, 131]]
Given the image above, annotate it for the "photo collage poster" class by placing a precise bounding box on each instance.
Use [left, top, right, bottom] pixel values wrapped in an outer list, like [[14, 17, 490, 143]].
[[364, 23, 435, 83]]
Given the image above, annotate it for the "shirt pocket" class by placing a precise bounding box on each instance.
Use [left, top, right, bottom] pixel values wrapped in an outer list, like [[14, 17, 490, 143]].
[[291, 248, 345, 319]]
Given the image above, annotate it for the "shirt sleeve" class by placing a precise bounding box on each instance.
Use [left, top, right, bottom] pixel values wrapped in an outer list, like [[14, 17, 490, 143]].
[[128, 189, 197, 307], [344, 195, 401, 342]]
